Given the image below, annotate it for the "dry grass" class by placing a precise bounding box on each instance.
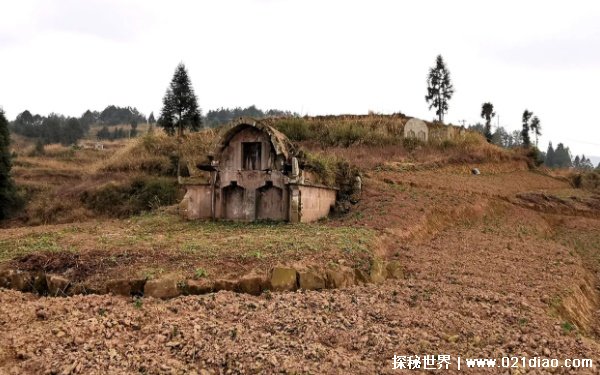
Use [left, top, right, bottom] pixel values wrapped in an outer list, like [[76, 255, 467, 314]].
[[3, 116, 533, 229], [100, 130, 220, 177], [300, 131, 523, 170]]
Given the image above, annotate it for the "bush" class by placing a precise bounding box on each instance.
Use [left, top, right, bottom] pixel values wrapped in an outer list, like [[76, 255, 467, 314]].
[[439, 139, 457, 150], [81, 177, 181, 217], [301, 151, 360, 201], [526, 147, 544, 168], [273, 118, 311, 142], [402, 137, 424, 152], [572, 171, 600, 192]]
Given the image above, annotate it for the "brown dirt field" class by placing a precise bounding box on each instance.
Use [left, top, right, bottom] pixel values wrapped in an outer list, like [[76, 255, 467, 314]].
[[2, 149, 600, 373]]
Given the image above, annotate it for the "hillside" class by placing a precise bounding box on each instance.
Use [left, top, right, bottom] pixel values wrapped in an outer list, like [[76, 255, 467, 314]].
[[1, 116, 600, 374]]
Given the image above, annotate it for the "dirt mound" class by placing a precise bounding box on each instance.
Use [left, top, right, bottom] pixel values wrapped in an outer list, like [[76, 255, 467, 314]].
[[10, 252, 103, 281], [513, 192, 600, 217]]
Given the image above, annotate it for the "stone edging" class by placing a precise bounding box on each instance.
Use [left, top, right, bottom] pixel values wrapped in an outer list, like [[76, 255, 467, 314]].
[[0, 259, 403, 299]]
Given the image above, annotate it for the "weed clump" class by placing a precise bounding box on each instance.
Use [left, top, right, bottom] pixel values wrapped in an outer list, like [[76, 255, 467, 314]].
[[572, 171, 600, 192]]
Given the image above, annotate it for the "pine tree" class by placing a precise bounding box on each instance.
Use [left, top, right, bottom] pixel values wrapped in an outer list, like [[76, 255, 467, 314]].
[[530, 116, 541, 147], [480, 102, 495, 143], [158, 63, 202, 137], [521, 110, 533, 147], [0, 109, 18, 219], [148, 112, 156, 125], [545, 142, 555, 167], [130, 119, 138, 137], [425, 55, 454, 123], [97, 126, 110, 140], [574, 155, 581, 168], [61, 118, 84, 145], [554, 143, 572, 168]]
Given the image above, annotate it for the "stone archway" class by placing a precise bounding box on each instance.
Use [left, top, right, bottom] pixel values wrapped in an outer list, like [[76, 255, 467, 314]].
[[256, 183, 285, 221]]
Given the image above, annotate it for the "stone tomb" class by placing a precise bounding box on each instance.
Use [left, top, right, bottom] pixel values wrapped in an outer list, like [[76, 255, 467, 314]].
[[182, 118, 337, 223]]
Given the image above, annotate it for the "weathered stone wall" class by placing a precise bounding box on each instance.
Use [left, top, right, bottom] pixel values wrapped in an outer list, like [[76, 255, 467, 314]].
[[214, 171, 290, 221], [219, 126, 277, 171], [295, 184, 337, 223], [215, 126, 290, 221], [184, 121, 339, 223], [183, 184, 212, 219]]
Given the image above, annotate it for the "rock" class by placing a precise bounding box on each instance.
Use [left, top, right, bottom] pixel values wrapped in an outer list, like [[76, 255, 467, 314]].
[[31, 272, 48, 294], [10, 271, 33, 292], [270, 267, 297, 292], [237, 274, 267, 295], [105, 279, 131, 296], [369, 259, 387, 284], [354, 269, 370, 285], [213, 279, 237, 292], [144, 278, 181, 299], [386, 261, 404, 279], [129, 278, 146, 295], [186, 279, 214, 295], [106, 278, 146, 296], [446, 334, 459, 343], [46, 274, 71, 296], [325, 266, 355, 289], [0, 269, 14, 288], [298, 269, 326, 290], [471, 168, 480, 175], [35, 309, 48, 320]]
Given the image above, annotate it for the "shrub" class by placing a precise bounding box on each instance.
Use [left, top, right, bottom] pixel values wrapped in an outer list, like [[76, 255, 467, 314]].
[[301, 151, 360, 201], [273, 118, 311, 141], [572, 171, 600, 192], [402, 137, 424, 152], [526, 147, 545, 168], [81, 177, 181, 217], [439, 139, 457, 150]]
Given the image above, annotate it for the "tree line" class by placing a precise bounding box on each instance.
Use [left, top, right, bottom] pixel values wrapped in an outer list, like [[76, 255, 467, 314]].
[[10, 105, 148, 145], [10, 111, 88, 146], [96, 126, 137, 141]]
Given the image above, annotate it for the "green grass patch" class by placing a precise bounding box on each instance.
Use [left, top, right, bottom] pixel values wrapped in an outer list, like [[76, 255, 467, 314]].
[[0, 212, 377, 268], [0, 232, 65, 261]]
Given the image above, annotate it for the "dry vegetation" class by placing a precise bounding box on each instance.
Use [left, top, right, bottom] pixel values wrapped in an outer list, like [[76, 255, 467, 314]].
[[2, 116, 600, 373]]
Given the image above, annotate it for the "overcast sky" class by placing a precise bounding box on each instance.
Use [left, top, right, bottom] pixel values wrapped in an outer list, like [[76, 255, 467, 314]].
[[1, 0, 599, 158]]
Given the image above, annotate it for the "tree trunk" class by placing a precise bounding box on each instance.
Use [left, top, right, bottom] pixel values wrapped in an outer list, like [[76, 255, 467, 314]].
[[438, 92, 443, 123], [177, 111, 183, 184]]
